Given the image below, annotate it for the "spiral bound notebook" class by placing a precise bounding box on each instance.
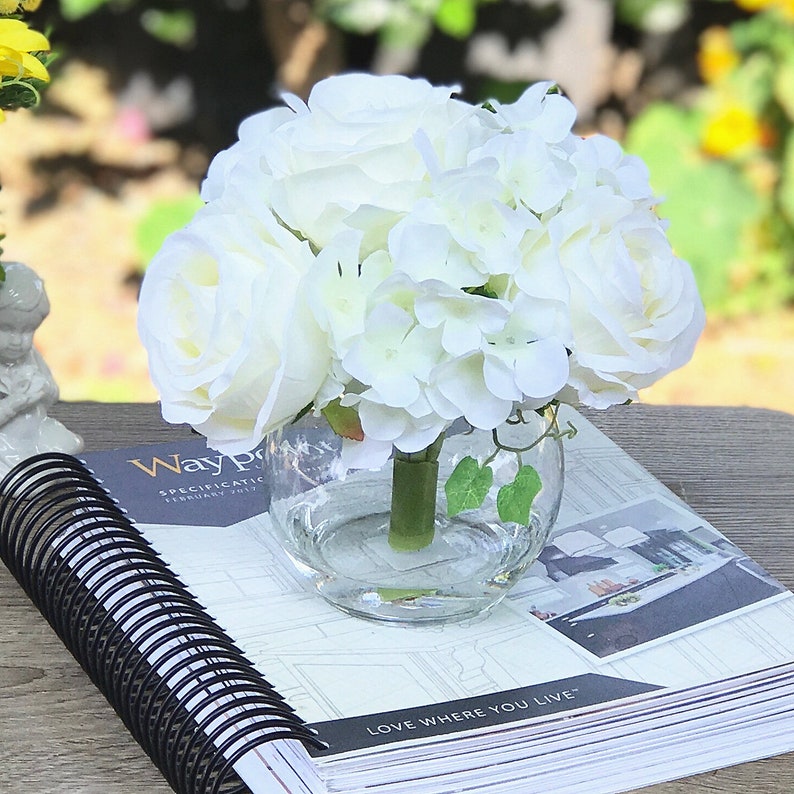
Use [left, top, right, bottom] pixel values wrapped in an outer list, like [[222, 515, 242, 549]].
[[2, 409, 794, 794]]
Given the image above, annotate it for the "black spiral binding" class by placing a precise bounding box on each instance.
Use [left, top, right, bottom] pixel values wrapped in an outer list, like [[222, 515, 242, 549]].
[[0, 453, 326, 794]]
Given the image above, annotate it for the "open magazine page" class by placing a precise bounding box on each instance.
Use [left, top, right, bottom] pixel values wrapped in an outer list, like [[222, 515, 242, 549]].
[[82, 406, 794, 763]]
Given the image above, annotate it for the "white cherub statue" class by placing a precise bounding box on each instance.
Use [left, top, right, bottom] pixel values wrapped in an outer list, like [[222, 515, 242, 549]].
[[0, 262, 83, 474]]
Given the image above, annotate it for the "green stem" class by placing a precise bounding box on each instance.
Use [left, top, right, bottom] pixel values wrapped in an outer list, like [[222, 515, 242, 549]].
[[387, 434, 444, 552]]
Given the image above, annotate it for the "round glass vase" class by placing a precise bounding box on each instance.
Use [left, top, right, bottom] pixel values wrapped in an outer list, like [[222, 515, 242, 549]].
[[262, 408, 564, 625]]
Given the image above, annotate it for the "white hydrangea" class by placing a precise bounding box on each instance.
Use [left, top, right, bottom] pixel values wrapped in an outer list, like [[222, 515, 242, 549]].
[[414, 280, 510, 357], [470, 128, 576, 213]]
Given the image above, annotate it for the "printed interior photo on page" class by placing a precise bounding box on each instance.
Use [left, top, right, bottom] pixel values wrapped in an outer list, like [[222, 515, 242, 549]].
[[511, 495, 789, 659]]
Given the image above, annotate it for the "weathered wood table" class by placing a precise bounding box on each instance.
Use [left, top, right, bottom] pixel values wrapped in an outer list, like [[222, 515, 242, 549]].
[[1, 402, 793, 793]]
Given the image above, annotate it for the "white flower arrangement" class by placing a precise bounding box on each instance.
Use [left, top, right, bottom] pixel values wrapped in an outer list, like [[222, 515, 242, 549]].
[[138, 73, 705, 476]]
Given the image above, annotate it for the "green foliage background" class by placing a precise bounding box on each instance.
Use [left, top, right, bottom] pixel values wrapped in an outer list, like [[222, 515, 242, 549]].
[[624, 4, 794, 315]]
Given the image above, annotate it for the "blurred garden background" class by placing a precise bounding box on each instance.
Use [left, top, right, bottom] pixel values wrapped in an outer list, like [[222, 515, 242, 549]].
[[0, 0, 792, 411]]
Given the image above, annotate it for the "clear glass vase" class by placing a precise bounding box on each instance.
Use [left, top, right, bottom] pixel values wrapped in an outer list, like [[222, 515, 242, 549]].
[[262, 408, 564, 624]]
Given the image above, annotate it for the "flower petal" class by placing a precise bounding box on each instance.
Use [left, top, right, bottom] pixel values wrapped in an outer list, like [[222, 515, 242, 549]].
[[0, 19, 50, 52]]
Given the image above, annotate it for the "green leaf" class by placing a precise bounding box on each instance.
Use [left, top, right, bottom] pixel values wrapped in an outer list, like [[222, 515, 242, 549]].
[[615, 0, 688, 33], [140, 9, 196, 48], [445, 456, 493, 517], [136, 193, 203, 270], [376, 587, 438, 603], [435, 0, 477, 39], [59, 0, 113, 21], [776, 52, 794, 123], [780, 129, 794, 224], [321, 399, 364, 441], [497, 465, 542, 525]]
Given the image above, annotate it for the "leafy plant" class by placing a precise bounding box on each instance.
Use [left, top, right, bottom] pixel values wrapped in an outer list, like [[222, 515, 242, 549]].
[[59, 0, 112, 20], [624, 3, 794, 314], [59, 0, 195, 46], [316, 0, 499, 50], [445, 408, 575, 526]]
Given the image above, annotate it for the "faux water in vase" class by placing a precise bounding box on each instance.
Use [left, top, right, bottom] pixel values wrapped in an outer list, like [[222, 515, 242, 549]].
[[263, 407, 564, 624]]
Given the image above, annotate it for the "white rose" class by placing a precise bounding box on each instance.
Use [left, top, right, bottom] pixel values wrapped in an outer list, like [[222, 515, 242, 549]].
[[200, 106, 296, 203], [276, 72, 493, 168], [551, 188, 705, 408], [137, 203, 332, 453], [261, 73, 490, 248]]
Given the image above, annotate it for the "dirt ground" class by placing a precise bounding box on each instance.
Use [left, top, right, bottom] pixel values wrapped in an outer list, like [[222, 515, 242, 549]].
[[0, 61, 792, 415]]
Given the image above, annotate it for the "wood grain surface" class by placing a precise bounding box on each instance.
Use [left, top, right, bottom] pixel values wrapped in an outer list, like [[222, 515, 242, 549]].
[[1, 401, 792, 794]]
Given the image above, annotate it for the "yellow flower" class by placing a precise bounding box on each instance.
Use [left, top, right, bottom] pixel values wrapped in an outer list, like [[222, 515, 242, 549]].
[[0, 0, 44, 12], [0, 18, 50, 82], [0, 17, 49, 53], [701, 103, 763, 157], [697, 27, 739, 85], [734, 0, 771, 9], [734, 0, 794, 18]]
